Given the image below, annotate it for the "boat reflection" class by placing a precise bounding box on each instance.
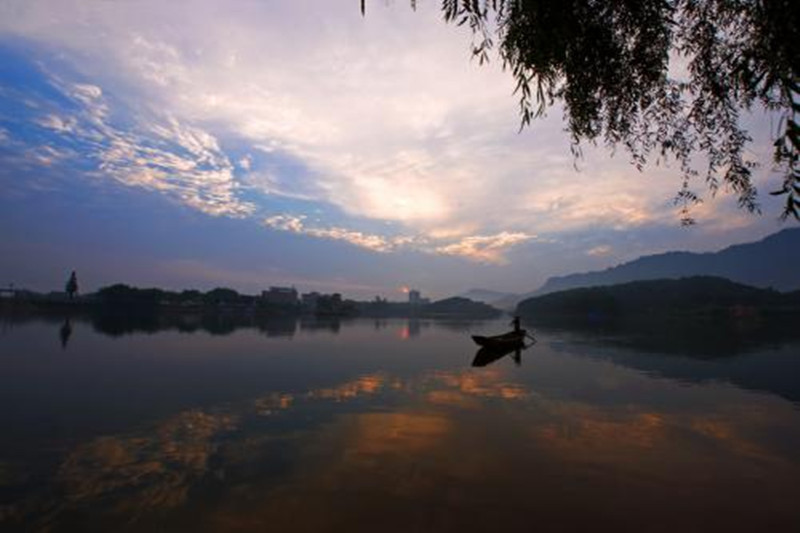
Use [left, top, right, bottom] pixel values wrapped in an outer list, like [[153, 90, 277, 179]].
[[471, 342, 531, 367]]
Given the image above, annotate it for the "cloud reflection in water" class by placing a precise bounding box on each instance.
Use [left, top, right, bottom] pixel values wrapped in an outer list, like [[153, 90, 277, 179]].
[[2, 360, 800, 532]]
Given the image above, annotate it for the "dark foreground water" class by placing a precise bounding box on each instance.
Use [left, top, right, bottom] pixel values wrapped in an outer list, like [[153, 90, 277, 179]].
[[1, 314, 799, 532]]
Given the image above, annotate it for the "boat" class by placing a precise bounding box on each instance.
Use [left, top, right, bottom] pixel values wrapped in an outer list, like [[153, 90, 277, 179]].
[[471, 329, 527, 348]]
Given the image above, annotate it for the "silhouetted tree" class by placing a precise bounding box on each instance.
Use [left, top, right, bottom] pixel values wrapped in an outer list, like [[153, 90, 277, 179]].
[[203, 287, 241, 305], [362, 0, 800, 222], [65, 271, 78, 299], [179, 289, 203, 303], [97, 284, 160, 307]]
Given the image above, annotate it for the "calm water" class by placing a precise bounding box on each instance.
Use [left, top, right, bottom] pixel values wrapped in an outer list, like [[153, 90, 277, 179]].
[[1, 314, 799, 532]]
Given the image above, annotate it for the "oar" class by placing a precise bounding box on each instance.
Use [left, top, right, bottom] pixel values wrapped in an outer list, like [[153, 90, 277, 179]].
[[525, 331, 537, 344]]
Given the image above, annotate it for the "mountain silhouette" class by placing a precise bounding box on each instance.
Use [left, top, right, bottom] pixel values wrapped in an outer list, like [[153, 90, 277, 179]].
[[503, 229, 800, 307], [458, 289, 516, 305]]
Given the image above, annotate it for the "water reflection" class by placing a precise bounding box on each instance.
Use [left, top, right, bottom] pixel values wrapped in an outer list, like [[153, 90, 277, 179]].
[[531, 314, 800, 358], [399, 318, 422, 339], [18, 365, 794, 532], [258, 316, 296, 338], [540, 325, 800, 404], [1, 314, 799, 531], [87, 310, 308, 338], [471, 343, 530, 367], [3, 311, 505, 344], [299, 316, 341, 334], [58, 318, 72, 349], [0, 367, 533, 529], [58, 410, 237, 510]]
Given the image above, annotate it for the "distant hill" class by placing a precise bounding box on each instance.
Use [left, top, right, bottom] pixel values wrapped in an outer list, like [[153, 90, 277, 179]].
[[492, 292, 527, 311], [424, 297, 501, 318], [531, 228, 800, 297], [356, 296, 501, 318], [458, 289, 517, 306], [517, 276, 798, 321]]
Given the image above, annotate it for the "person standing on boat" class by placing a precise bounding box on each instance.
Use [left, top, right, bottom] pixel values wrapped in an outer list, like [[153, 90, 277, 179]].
[[510, 316, 521, 333]]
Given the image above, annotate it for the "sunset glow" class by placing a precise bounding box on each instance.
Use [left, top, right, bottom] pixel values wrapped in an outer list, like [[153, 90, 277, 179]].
[[0, 1, 790, 297]]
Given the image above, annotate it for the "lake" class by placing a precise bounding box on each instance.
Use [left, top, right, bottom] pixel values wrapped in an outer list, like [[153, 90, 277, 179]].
[[1, 313, 799, 532]]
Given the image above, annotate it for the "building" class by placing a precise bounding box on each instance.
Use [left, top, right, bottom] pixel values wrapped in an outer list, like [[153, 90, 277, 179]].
[[301, 292, 321, 308], [262, 286, 298, 305], [0, 288, 16, 299], [408, 289, 430, 306], [408, 289, 421, 304]]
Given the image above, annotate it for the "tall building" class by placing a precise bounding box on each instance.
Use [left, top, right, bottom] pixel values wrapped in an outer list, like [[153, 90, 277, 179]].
[[408, 289, 429, 305], [262, 286, 298, 305]]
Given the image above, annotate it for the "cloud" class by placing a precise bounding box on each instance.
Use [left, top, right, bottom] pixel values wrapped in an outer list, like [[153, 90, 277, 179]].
[[0, 2, 561, 235], [263, 214, 532, 263], [0, 0, 783, 281], [98, 116, 255, 218], [434, 231, 534, 264], [304, 226, 395, 253], [71, 82, 103, 102], [26, 144, 73, 166], [263, 214, 307, 233], [586, 245, 613, 257], [243, 170, 321, 202], [35, 114, 77, 133], [37, 78, 255, 218], [264, 214, 399, 253]]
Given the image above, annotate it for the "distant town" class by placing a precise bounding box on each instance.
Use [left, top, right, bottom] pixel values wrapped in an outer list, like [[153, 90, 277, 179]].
[[0, 275, 501, 319], [5, 230, 800, 325]]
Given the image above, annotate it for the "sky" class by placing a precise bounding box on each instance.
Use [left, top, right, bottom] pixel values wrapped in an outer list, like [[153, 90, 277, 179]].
[[0, 0, 793, 300]]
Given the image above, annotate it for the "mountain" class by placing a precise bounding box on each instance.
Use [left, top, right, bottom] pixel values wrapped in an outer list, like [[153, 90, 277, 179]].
[[424, 297, 501, 318], [532, 228, 800, 297], [458, 289, 517, 306], [517, 276, 794, 320]]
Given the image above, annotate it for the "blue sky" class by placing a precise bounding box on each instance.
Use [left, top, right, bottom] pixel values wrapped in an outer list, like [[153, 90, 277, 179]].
[[0, 1, 792, 299]]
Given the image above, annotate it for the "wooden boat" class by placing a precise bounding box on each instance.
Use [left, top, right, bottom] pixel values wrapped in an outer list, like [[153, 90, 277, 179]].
[[471, 329, 527, 348]]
